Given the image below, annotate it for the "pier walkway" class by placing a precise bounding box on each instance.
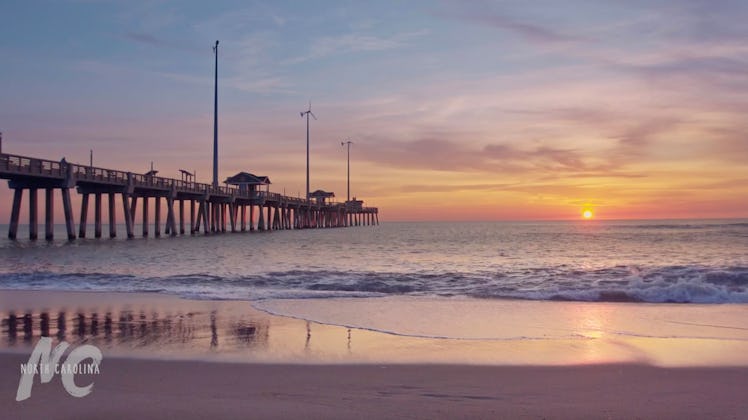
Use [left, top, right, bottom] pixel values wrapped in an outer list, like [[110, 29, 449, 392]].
[[0, 152, 378, 240]]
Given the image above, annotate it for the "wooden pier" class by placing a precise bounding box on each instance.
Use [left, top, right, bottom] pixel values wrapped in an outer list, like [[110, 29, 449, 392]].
[[0, 152, 379, 241]]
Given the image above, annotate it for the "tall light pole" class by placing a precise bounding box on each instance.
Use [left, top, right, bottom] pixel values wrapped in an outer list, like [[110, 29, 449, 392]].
[[300, 102, 316, 200], [212, 40, 219, 188], [341, 139, 353, 202]]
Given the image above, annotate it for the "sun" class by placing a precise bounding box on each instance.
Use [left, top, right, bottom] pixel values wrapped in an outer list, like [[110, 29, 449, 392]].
[[582, 209, 593, 219]]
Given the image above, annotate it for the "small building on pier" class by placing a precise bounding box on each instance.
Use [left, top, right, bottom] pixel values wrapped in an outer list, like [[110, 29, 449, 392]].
[[346, 197, 363, 211], [310, 189, 335, 205], [224, 172, 271, 196]]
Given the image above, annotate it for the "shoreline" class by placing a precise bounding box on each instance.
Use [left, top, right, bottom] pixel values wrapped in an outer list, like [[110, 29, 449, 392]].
[[2, 289, 748, 417], [3, 289, 748, 366]]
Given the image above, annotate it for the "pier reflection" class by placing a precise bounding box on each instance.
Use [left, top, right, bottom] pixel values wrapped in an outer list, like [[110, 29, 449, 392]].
[[1, 308, 270, 354]]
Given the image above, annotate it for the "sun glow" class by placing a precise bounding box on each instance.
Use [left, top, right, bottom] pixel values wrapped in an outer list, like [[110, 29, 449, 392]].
[[582, 209, 593, 219]]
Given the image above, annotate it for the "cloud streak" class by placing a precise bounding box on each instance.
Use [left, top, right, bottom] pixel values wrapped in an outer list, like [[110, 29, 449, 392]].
[[285, 30, 427, 64], [437, 1, 587, 46]]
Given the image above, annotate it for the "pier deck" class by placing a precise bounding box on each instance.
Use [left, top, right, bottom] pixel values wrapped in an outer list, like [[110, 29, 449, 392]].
[[0, 152, 378, 240]]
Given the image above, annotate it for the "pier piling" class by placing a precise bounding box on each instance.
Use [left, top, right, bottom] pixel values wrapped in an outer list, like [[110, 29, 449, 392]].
[[79, 193, 89, 238], [95, 193, 102, 238], [45, 188, 54, 240], [9, 189, 22, 240], [123, 193, 134, 239], [154, 196, 161, 237], [108, 192, 116, 238], [62, 188, 76, 240], [190, 199, 196, 234], [29, 188, 38, 240], [142, 197, 149, 237], [179, 199, 185, 235]]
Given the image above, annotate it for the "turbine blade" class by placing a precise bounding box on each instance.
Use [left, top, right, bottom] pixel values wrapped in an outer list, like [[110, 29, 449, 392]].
[[310, 112, 317, 120]]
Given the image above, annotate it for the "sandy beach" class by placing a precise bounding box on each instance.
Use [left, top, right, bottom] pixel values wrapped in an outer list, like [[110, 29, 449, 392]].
[[3, 355, 748, 419], [1, 290, 748, 418]]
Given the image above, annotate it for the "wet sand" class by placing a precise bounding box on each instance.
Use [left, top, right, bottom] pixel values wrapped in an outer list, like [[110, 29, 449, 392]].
[[1, 290, 748, 418]]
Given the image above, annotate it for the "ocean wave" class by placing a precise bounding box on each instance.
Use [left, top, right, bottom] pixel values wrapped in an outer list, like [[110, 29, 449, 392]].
[[1, 265, 748, 304], [619, 222, 748, 230]]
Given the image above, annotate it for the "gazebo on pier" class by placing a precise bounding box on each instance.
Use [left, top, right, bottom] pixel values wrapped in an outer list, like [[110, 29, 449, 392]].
[[309, 189, 335, 205], [224, 172, 271, 196]]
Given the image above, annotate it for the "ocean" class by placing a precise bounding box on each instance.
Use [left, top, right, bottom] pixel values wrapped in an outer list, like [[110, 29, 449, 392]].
[[1, 219, 747, 304]]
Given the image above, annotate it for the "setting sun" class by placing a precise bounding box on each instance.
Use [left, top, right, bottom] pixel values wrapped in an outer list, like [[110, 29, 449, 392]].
[[582, 210, 593, 219]]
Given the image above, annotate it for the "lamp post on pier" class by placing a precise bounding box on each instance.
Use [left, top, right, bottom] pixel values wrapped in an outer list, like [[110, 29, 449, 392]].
[[212, 40, 219, 189], [341, 139, 353, 202]]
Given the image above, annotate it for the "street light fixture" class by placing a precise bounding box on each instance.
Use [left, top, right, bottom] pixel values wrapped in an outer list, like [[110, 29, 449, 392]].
[[341, 139, 353, 203]]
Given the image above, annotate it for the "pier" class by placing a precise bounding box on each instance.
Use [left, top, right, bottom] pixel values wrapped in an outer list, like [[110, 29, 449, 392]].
[[0, 152, 379, 241]]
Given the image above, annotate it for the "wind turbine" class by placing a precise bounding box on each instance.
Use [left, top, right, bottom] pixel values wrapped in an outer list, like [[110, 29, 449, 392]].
[[300, 101, 317, 200], [341, 139, 353, 203]]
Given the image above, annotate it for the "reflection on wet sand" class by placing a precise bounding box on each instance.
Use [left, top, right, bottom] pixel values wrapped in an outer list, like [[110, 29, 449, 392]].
[[0, 294, 374, 364], [1, 308, 271, 354], [5, 291, 748, 366]]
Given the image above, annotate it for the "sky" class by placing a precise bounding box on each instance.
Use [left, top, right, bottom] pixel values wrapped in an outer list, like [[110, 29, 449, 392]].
[[1, 0, 747, 221]]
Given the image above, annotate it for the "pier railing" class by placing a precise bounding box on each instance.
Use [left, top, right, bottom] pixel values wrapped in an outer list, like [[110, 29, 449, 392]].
[[1, 151, 380, 240], [1, 152, 378, 210], [0, 154, 67, 178]]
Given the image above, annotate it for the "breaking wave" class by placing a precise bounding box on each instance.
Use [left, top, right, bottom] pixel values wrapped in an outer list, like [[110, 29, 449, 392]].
[[2, 264, 748, 304]]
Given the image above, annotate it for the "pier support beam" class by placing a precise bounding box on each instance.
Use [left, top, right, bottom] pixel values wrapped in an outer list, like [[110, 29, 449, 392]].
[[142, 197, 149, 237], [154, 196, 161, 237], [108, 192, 116, 238], [218, 203, 228, 232], [215, 203, 220, 233], [94, 193, 102, 238], [240, 205, 246, 232], [78, 193, 89, 238], [45, 188, 54, 240], [203, 201, 211, 234], [190, 200, 196, 234], [122, 193, 134, 239], [179, 199, 185, 235], [217, 203, 221, 232], [130, 196, 137, 224], [210, 203, 216, 233], [165, 208, 170, 235], [195, 201, 203, 234], [217, 204, 221, 232], [62, 188, 75, 240], [258, 205, 265, 231], [230, 203, 237, 233], [167, 197, 177, 237], [8, 189, 22, 240], [29, 188, 38, 240], [249, 205, 255, 231], [206, 202, 210, 233]]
